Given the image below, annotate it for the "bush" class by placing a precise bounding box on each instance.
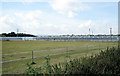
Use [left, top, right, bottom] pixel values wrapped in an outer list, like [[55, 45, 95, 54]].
[[24, 47, 120, 75]]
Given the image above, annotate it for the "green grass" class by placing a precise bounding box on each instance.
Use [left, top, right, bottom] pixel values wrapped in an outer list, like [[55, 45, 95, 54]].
[[2, 40, 118, 74]]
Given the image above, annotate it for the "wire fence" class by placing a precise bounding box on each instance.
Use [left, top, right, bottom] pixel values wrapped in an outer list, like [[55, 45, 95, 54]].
[[1, 42, 117, 64]]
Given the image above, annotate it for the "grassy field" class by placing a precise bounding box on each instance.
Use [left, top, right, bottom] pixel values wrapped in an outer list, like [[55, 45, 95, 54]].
[[2, 40, 118, 74]]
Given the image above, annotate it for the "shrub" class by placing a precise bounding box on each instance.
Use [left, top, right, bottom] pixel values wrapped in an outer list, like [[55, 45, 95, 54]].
[[24, 47, 120, 75]]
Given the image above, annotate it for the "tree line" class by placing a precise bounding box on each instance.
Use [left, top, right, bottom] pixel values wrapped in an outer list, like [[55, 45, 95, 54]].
[[0, 32, 37, 37]]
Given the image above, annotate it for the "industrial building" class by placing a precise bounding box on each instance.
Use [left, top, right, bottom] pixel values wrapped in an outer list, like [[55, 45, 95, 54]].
[[1, 35, 119, 41]]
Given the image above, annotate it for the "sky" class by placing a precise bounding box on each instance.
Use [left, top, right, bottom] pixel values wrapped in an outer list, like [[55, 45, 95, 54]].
[[0, 0, 118, 35]]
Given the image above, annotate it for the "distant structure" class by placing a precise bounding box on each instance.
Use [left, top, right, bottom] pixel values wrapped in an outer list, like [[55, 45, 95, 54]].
[[17, 28, 19, 37], [110, 28, 112, 35], [89, 28, 91, 35], [1, 35, 118, 41], [92, 31, 93, 35], [110, 28, 113, 41]]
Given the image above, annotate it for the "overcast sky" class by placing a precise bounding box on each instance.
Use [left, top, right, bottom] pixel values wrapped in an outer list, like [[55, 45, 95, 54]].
[[0, 0, 118, 35]]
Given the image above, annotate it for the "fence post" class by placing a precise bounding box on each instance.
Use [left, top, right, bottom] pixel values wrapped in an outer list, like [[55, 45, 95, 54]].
[[87, 45, 88, 51], [32, 51, 33, 62], [66, 47, 68, 57], [99, 44, 100, 50], [66, 47, 70, 58], [31, 51, 36, 64]]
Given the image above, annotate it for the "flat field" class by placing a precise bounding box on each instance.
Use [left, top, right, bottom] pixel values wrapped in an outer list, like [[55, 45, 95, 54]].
[[2, 40, 118, 74]]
